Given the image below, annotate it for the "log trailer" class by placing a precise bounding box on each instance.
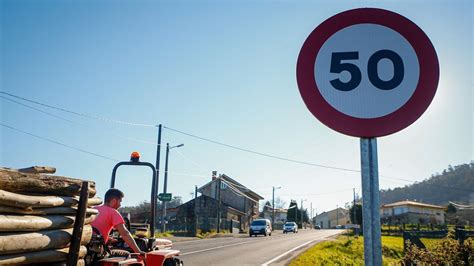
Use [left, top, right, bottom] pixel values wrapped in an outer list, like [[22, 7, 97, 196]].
[[84, 152, 183, 266]]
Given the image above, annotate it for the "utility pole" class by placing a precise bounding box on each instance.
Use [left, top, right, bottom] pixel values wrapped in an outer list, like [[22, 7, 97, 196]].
[[336, 204, 339, 226], [271, 186, 281, 229], [161, 143, 170, 233], [195, 185, 198, 199], [300, 199, 304, 229], [160, 142, 183, 233], [217, 176, 221, 233], [310, 202, 313, 229], [154, 124, 162, 234], [353, 188, 358, 235], [272, 186, 275, 228]]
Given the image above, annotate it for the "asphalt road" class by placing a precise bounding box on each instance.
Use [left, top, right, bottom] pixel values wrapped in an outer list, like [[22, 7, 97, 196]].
[[173, 229, 344, 266]]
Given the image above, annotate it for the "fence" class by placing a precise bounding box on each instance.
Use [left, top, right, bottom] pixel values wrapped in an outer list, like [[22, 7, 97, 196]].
[[403, 227, 474, 250], [195, 217, 241, 233], [381, 223, 447, 236], [163, 216, 241, 235]]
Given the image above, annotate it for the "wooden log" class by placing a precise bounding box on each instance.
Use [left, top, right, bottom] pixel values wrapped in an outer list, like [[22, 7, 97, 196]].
[[0, 245, 87, 265], [0, 167, 96, 197], [0, 205, 98, 215], [0, 225, 92, 255], [0, 189, 102, 208], [0, 214, 96, 232], [17, 166, 56, 174]]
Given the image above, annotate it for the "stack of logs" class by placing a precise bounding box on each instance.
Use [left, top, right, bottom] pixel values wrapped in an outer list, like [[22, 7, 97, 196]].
[[0, 166, 102, 265]]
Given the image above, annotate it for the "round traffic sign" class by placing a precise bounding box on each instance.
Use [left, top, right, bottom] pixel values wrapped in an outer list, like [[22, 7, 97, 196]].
[[296, 8, 439, 137]]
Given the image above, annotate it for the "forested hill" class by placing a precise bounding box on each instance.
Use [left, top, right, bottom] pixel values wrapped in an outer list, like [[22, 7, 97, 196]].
[[380, 163, 474, 206]]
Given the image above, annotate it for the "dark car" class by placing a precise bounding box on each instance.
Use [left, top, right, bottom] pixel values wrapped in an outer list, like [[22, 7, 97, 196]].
[[314, 224, 321, 229]]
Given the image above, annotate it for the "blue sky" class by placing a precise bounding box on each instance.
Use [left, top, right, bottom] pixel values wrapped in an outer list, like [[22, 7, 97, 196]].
[[1, 0, 472, 214]]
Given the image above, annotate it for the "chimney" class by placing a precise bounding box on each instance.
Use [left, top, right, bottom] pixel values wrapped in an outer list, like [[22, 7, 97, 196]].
[[212, 171, 217, 180]]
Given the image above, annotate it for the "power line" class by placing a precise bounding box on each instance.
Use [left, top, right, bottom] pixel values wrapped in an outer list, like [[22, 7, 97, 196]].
[[1, 94, 161, 146], [174, 149, 210, 174], [3, 91, 473, 193], [0, 91, 156, 127], [1, 95, 82, 125], [1, 123, 119, 162], [259, 188, 356, 196], [449, 201, 474, 209], [164, 126, 474, 192], [220, 178, 259, 203], [1, 91, 363, 174], [164, 126, 361, 173]]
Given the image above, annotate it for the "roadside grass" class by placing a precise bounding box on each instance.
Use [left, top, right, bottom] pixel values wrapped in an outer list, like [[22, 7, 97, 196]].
[[290, 234, 404, 266], [419, 238, 442, 249], [154, 232, 174, 238], [196, 229, 231, 239]]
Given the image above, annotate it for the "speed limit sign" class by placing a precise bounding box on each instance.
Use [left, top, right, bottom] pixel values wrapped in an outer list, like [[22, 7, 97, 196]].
[[297, 8, 439, 137]]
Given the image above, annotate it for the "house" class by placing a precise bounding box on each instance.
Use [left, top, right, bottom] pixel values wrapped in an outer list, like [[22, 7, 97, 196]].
[[198, 172, 264, 229], [313, 207, 350, 229], [261, 202, 287, 227], [173, 194, 246, 233], [380, 200, 445, 225], [174, 172, 264, 234]]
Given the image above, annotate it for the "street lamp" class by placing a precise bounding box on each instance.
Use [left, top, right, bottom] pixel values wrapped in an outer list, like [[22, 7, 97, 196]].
[[301, 199, 307, 229], [161, 143, 184, 233], [272, 186, 281, 229]]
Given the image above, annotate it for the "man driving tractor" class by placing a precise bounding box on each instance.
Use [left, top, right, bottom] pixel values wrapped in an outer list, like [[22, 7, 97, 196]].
[[90, 188, 146, 260]]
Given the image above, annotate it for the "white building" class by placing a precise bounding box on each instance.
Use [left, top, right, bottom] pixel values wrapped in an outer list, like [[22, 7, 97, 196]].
[[380, 200, 445, 225], [314, 207, 350, 229]]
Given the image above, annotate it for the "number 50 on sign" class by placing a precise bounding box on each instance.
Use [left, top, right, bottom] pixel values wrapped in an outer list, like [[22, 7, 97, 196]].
[[297, 8, 439, 138]]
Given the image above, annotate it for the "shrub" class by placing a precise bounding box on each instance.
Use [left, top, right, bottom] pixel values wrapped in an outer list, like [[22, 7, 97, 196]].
[[403, 237, 474, 265]]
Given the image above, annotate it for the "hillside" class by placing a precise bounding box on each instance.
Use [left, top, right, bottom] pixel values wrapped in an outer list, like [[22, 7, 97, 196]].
[[380, 163, 474, 206]]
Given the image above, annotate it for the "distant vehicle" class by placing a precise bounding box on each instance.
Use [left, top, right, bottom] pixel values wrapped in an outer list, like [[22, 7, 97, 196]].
[[283, 222, 298, 233], [335, 225, 344, 229], [314, 224, 321, 230], [249, 219, 272, 237]]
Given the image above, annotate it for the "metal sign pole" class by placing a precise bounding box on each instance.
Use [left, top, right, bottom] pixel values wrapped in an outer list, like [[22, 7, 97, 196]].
[[360, 138, 382, 265]]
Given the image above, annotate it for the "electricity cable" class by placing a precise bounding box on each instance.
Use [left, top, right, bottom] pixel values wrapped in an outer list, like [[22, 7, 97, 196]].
[[164, 126, 361, 174], [1, 123, 119, 162], [0, 91, 155, 127], [1, 95, 160, 146], [3, 91, 473, 193]]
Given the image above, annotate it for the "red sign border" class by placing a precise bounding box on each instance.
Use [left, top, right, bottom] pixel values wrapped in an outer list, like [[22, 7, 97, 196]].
[[296, 8, 439, 138]]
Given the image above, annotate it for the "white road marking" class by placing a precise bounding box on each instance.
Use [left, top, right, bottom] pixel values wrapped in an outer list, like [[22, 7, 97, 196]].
[[179, 240, 255, 256], [261, 237, 330, 266]]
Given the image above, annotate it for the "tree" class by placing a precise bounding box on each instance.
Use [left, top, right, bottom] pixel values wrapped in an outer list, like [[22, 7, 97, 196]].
[[446, 203, 457, 214], [349, 203, 363, 227], [287, 200, 299, 223]]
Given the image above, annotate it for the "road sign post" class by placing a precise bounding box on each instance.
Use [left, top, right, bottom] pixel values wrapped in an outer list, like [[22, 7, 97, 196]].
[[296, 8, 439, 265], [361, 138, 382, 265]]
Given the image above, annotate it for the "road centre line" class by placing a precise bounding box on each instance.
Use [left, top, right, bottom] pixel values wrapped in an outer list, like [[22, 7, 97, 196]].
[[179, 239, 256, 256], [177, 231, 294, 249], [261, 237, 330, 266]]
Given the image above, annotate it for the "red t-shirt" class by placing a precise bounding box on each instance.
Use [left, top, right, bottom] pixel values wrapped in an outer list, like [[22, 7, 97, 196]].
[[91, 205, 125, 243]]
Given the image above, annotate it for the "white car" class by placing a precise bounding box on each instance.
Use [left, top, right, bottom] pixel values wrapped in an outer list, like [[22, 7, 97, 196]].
[[283, 222, 298, 233], [249, 219, 272, 237]]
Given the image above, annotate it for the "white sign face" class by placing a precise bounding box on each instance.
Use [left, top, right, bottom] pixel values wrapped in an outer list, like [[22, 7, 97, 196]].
[[315, 24, 420, 119], [296, 8, 439, 137]]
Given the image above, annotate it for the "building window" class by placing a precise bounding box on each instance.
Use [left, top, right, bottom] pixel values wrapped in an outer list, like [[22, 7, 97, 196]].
[[220, 182, 227, 190]]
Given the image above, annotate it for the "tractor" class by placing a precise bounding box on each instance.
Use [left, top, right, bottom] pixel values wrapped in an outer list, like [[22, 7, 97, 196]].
[[85, 152, 183, 266]]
